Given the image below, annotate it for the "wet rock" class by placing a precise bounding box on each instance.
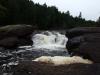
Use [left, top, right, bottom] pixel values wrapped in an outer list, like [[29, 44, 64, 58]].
[[78, 42, 100, 62], [66, 36, 84, 51], [66, 27, 100, 38], [0, 25, 34, 48], [0, 37, 19, 48], [66, 27, 100, 63], [0, 25, 34, 38]]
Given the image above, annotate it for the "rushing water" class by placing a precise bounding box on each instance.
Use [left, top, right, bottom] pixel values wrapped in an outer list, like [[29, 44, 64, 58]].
[[17, 31, 69, 59], [32, 31, 68, 49], [0, 31, 69, 75]]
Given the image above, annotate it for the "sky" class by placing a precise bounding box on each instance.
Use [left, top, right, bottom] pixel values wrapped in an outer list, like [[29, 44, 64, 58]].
[[32, 0, 100, 21]]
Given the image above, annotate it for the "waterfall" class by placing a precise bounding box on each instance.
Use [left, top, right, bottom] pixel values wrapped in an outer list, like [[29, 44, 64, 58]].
[[0, 31, 69, 75], [32, 31, 68, 50], [17, 31, 69, 59]]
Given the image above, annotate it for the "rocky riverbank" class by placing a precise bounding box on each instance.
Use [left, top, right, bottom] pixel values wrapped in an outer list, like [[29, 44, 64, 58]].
[[0, 24, 35, 67], [66, 27, 100, 63], [11, 27, 100, 75], [0, 24, 34, 49], [0, 27, 100, 75]]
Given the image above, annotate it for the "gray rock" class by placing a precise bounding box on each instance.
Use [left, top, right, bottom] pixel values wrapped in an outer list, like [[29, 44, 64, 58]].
[[0, 37, 19, 48], [66, 27, 100, 38], [0, 25, 34, 48], [0, 25, 34, 38], [78, 42, 100, 62], [66, 27, 100, 63], [66, 36, 84, 51]]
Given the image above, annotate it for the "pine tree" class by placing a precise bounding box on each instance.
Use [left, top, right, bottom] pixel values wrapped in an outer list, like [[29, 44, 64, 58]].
[[97, 17, 100, 23], [66, 11, 70, 16], [96, 16, 100, 26], [78, 12, 82, 18]]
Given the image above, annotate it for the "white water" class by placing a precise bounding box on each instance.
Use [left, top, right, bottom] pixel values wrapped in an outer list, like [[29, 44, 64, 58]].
[[32, 31, 68, 50], [1, 31, 68, 75], [17, 31, 69, 58]]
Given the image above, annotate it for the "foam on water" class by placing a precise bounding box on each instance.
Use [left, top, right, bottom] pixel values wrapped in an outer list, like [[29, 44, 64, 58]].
[[0, 31, 68, 75], [16, 31, 69, 58], [32, 31, 68, 50]]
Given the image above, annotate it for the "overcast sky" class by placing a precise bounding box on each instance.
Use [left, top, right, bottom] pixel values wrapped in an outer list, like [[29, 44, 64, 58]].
[[32, 0, 100, 21]]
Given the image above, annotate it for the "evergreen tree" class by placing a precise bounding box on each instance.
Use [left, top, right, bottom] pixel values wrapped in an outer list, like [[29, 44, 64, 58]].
[[96, 16, 100, 26], [97, 17, 100, 23], [0, 0, 97, 29], [78, 12, 82, 18], [66, 11, 70, 16]]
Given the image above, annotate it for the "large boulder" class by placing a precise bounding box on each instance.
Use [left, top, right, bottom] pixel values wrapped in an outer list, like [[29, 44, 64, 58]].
[[0, 37, 19, 48], [0, 25, 34, 48], [66, 27, 100, 38], [78, 42, 100, 62], [0, 25, 34, 38], [66, 27, 100, 63], [66, 36, 84, 51]]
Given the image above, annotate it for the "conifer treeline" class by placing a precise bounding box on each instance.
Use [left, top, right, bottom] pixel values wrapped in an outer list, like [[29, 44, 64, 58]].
[[0, 0, 98, 29]]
